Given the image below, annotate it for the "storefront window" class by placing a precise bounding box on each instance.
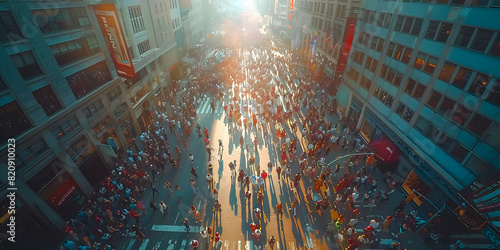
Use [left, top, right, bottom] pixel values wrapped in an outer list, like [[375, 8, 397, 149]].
[[402, 170, 432, 206]]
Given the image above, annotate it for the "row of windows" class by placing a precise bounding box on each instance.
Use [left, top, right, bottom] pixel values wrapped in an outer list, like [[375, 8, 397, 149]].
[[413, 52, 438, 75], [129, 6, 145, 34], [32, 85, 62, 116], [33, 7, 90, 34], [399, 0, 499, 7], [51, 116, 80, 141], [11, 51, 43, 80], [0, 12, 23, 42], [455, 25, 500, 56], [365, 56, 379, 73], [357, 32, 370, 47], [395, 102, 415, 122], [362, 10, 392, 29], [106, 87, 122, 103], [82, 100, 104, 119], [66, 61, 111, 99], [124, 67, 148, 89], [137, 40, 151, 55], [370, 36, 385, 53], [374, 86, 395, 108], [50, 35, 101, 66], [404, 78, 426, 99], [394, 15, 424, 36], [425, 21, 453, 43], [0, 101, 32, 143], [380, 65, 403, 87], [360, 75, 372, 91], [386, 42, 413, 64]]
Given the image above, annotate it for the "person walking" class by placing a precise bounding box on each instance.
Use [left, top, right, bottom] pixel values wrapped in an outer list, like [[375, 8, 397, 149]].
[[190, 178, 197, 194], [159, 201, 168, 215], [149, 199, 158, 214], [136, 201, 146, 215], [175, 185, 182, 200], [268, 236, 276, 250], [254, 207, 262, 221], [276, 165, 282, 179], [383, 216, 393, 233], [290, 201, 297, 217], [190, 167, 198, 179], [182, 218, 190, 232], [276, 203, 283, 220], [165, 181, 173, 196], [189, 153, 194, 164]]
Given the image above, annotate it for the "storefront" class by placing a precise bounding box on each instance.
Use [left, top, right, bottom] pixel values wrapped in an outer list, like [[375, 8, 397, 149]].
[[48, 177, 86, 221], [360, 109, 384, 143], [347, 97, 363, 131], [401, 169, 433, 206], [120, 116, 137, 143], [335, 83, 350, 118]]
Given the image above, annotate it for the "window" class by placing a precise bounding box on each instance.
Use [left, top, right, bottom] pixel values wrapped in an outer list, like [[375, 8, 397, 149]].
[[468, 73, 489, 96], [483, 122, 500, 150], [452, 105, 472, 125], [50, 36, 100, 66], [452, 66, 472, 89], [414, 116, 437, 139], [402, 48, 412, 64], [32, 8, 90, 34], [381, 13, 392, 28], [387, 42, 396, 57], [129, 6, 146, 34], [66, 61, 111, 99], [438, 62, 457, 82], [437, 97, 455, 115], [402, 17, 414, 33], [425, 21, 439, 39], [427, 90, 442, 109], [436, 22, 452, 42], [413, 83, 425, 99], [486, 81, 500, 106], [137, 40, 151, 55], [347, 68, 359, 82], [360, 76, 371, 90], [471, 0, 490, 6], [113, 103, 127, 119], [51, 117, 80, 141], [11, 51, 43, 80], [26, 160, 64, 192], [32, 85, 62, 116], [455, 26, 474, 48], [470, 29, 494, 53], [0, 101, 31, 141], [0, 12, 23, 42], [464, 154, 489, 176], [374, 86, 394, 108], [404, 107, 415, 122], [396, 102, 405, 116], [411, 19, 423, 36], [489, 34, 500, 56], [423, 55, 438, 74], [66, 136, 95, 166], [450, 143, 468, 163], [435, 133, 454, 152], [106, 87, 122, 103], [82, 100, 104, 119], [467, 113, 492, 136], [394, 16, 405, 32], [414, 52, 425, 69], [394, 45, 404, 61], [404, 79, 416, 94]]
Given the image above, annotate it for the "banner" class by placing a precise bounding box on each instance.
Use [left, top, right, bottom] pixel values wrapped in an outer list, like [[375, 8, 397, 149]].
[[310, 32, 319, 63], [93, 4, 135, 79], [335, 18, 357, 73]]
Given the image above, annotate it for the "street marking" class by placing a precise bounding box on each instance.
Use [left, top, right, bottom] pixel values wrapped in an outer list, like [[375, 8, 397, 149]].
[[173, 212, 180, 225], [138, 239, 149, 250], [125, 238, 136, 250], [289, 241, 296, 250], [224, 240, 230, 250], [245, 240, 253, 249], [152, 241, 161, 250], [180, 239, 187, 249], [151, 225, 200, 232], [238, 240, 241, 250], [450, 234, 489, 239], [276, 242, 279, 249]]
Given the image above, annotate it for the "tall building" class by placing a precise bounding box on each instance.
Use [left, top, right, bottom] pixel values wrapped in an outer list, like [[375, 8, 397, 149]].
[[0, 0, 178, 248], [294, 0, 361, 86], [179, 0, 205, 49], [341, 0, 500, 245]]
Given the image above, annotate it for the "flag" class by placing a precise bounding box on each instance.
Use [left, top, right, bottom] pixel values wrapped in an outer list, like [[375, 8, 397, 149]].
[[326, 30, 332, 44]]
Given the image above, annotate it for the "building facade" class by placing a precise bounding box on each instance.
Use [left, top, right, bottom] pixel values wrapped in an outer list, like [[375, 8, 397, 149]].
[[0, 0, 178, 248], [340, 0, 500, 246]]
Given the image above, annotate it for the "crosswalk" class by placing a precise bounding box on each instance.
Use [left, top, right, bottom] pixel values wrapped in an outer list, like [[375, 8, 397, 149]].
[[121, 236, 298, 250], [196, 98, 224, 114]]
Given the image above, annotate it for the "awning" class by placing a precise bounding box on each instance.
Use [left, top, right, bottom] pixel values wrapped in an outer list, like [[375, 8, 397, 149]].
[[370, 138, 400, 163]]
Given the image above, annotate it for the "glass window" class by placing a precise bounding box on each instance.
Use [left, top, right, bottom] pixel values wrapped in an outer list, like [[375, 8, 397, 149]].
[[386, 42, 395, 57], [66, 61, 111, 99], [11, 51, 43, 80], [489, 34, 500, 56], [0, 12, 23, 42], [467, 113, 492, 136], [396, 103, 405, 115], [402, 48, 412, 64], [394, 16, 405, 32], [413, 83, 426, 99], [436, 133, 453, 151], [470, 29, 494, 52], [394, 45, 404, 60], [411, 19, 423, 36], [452, 105, 472, 125], [450, 143, 468, 163], [464, 154, 489, 176], [402, 17, 413, 33], [425, 21, 439, 39], [423, 56, 438, 74], [414, 52, 425, 70], [436, 23, 452, 42], [483, 122, 500, 150], [404, 107, 414, 122], [32, 85, 62, 116], [365, 57, 372, 70], [486, 81, 500, 106], [452, 66, 472, 89], [471, 0, 490, 6], [0, 101, 32, 142], [427, 90, 442, 109], [468, 73, 489, 96], [26, 160, 64, 192], [438, 62, 457, 82], [393, 73, 402, 87], [404, 79, 416, 94], [455, 26, 474, 48], [382, 13, 392, 28], [438, 97, 455, 115]]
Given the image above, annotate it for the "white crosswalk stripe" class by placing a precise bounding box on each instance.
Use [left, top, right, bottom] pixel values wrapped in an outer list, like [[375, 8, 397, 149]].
[[196, 98, 224, 114], [121, 237, 297, 250]]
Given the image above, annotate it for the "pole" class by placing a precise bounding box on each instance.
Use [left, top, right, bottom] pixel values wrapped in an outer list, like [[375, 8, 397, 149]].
[[414, 205, 446, 234], [319, 152, 374, 173]]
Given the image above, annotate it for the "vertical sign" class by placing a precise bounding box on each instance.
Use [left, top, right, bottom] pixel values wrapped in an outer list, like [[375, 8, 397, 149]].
[[93, 4, 135, 79], [335, 17, 357, 73], [310, 32, 318, 63], [294, 30, 301, 49]]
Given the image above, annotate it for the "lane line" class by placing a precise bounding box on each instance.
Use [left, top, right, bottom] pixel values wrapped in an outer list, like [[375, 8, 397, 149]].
[[138, 239, 149, 250]]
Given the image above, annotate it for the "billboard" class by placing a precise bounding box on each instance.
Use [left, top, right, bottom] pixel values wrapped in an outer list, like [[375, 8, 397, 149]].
[[310, 31, 318, 63], [93, 4, 135, 79], [336, 17, 357, 73]]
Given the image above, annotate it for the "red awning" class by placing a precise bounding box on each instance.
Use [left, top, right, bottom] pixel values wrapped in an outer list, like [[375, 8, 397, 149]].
[[370, 139, 400, 163]]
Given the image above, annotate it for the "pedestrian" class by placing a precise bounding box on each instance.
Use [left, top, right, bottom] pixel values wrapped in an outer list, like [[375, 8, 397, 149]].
[[249, 222, 258, 233], [165, 181, 173, 196], [190, 167, 198, 179], [182, 218, 190, 231], [267, 162, 273, 173], [290, 201, 297, 217], [190, 239, 199, 249], [276, 165, 282, 179], [136, 201, 146, 215], [285, 167, 291, 181], [261, 170, 268, 181], [254, 207, 262, 221], [213, 199, 222, 213], [206, 173, 213, 189], [151, 185, 159, 198], [276, 203, 283, 219], [212, 188, 218, 200], [383, 216, 393, 233], [190, 178, 197, 194], [189, 153, 194, 164], [159, 201, 168, 215], [268, 236, 276, 250], [175, 185, 182, 200], [149, 199, 158, 214]]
